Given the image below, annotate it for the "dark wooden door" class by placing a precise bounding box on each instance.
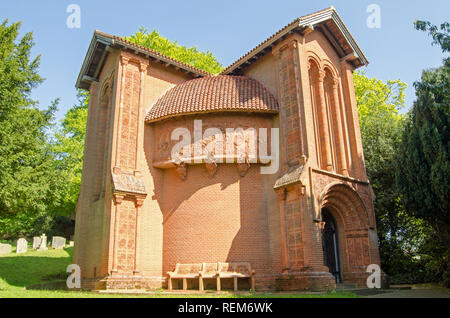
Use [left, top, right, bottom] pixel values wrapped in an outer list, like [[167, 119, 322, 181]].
[[322, 208, 342, 283]]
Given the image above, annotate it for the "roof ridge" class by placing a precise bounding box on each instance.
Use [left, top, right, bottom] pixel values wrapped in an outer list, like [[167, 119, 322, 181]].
[[95, 30, 213, 76], [220, 6, 336, 74]]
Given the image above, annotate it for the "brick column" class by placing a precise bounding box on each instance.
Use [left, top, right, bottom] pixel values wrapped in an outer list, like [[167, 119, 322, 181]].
[[276, 189, 289, 271], [316, 70, 333, 171], [114, 56, 129, 169], [331, 78, 348, 176], [135, 62, 149, 174], [340, 61, 366, 180]]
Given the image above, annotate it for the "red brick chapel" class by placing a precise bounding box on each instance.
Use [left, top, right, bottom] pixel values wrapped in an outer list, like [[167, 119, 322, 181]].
[[73, 7, 384, 291]]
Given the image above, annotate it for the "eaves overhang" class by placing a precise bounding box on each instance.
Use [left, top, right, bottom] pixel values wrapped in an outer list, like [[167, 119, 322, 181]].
[[75, 31, 211, 90], [221, 6, 369, 75]]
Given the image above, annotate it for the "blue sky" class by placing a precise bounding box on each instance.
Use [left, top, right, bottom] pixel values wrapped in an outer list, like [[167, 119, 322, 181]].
[[1, 0, 449, 121]]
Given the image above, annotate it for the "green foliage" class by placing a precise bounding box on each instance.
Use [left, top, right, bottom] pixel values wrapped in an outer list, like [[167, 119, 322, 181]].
[[0, 20, 67, 238], [414, 20, 450, 54], [397, 66, 449, 225], [354, 72, 431, 283], [125, 27, 224, 74], [397, 20, 450, 287], [354, 72, 406, 179], [53, 91, 89, 216]]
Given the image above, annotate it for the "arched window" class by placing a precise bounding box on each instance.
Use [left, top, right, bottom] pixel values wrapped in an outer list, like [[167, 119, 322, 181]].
[[308, 60, 348, 175]]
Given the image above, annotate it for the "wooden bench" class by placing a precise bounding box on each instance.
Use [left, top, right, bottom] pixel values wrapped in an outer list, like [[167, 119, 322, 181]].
[[168, 262, 256, 291]]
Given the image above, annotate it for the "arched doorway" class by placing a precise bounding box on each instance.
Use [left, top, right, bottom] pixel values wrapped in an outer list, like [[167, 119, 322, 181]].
[[321, 208, 342, 283]]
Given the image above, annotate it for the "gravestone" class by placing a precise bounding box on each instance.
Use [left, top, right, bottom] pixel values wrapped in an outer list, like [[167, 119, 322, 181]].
[[32, 236, 41, 249], [16, 238, 27, 254], [0, 243, 12, 255], [38, 234, 48, 251], [68, 241, 74, 247], [52, 236, 66, 249]]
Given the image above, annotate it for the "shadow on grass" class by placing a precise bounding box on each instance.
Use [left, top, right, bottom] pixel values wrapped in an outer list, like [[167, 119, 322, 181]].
[[0, 247, 73, 289]]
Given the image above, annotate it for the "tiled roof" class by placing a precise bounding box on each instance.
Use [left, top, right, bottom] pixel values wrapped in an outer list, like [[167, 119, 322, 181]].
[[145, 75, 279, 123]]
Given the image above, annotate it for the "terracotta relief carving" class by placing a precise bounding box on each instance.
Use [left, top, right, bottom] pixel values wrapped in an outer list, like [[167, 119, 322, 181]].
[[175, 162, 188, 180], [205, 161, 217, 177], [237, 161, 251, 177]]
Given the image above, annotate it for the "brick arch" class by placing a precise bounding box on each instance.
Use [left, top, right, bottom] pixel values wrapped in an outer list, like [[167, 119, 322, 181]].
[[318, 183, 372, 281], [322, 61, 339, 80], [319, 183, 369, 230], [306, 51, 339, 79]]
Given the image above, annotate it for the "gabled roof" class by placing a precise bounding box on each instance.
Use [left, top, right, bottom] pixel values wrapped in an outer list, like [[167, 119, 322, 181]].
[[145, 75, 279, 123], [75, 31, 211, 90], [221, 6, 368, 75], [76, 7, 367, 90]]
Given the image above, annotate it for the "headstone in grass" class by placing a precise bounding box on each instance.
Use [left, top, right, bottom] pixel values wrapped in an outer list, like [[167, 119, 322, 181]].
[[32, 236, 41, 249], [52, 236, 66, 249], [0, 243, 12, 255], [68, 241, 74, 247], [38, 234, 48, 251], [16, 238, 27, 254]]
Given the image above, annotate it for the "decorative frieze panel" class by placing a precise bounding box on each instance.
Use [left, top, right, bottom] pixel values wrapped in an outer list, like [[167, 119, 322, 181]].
[[151, 115, 274, 179], [114, 199, 137, 273], [285, 200, 304, 269], [119, 62, 141, 170], [345, 235, 370, 268]]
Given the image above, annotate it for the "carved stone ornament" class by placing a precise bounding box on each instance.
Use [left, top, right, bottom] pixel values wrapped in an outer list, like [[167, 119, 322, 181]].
[[205, 161, 217, 177], [175, 162, 188, 181], [237, 161, 251, 177]]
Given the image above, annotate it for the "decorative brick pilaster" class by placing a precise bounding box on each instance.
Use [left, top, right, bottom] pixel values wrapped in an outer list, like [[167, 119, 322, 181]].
[[109, 53, 148, 282], [274, 40, 306, 169], [275, 183, 308, 271], [331, 78, 348, 176], [316, 70, 333, 171]]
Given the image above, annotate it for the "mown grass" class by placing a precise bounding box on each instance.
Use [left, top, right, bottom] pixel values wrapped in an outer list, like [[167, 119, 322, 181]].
[[0, 248, 358, 298]]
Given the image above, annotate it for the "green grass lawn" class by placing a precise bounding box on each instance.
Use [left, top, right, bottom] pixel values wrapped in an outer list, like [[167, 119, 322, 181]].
[[0, 247, 357, 298]]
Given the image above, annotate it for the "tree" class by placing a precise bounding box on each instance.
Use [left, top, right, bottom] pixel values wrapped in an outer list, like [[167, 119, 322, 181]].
[[0, 20, 66, 238], [414, 20, 449, 57], [125, 27, 224, 74], [354, 72, 429, 282], [396, 21, 450, 286], [53, 91, 89, 216]]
